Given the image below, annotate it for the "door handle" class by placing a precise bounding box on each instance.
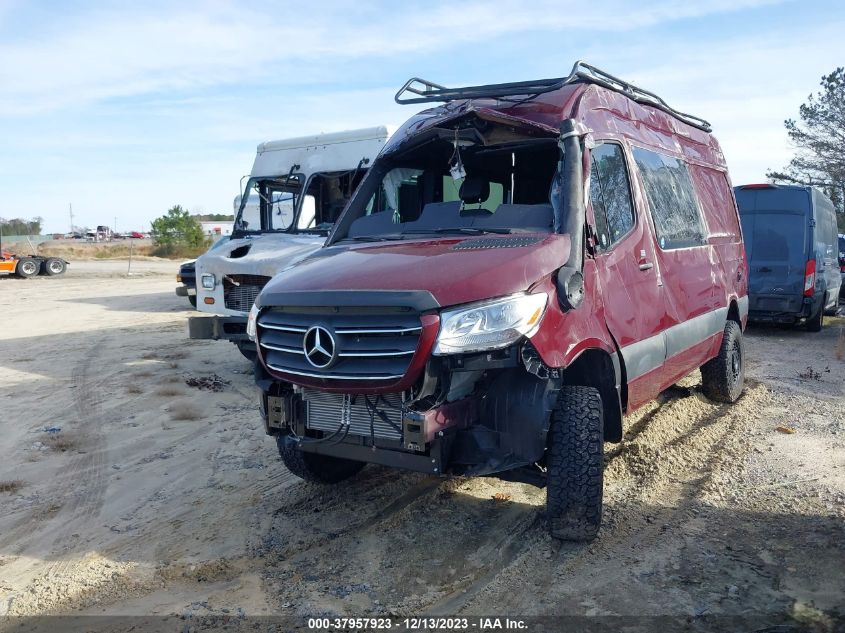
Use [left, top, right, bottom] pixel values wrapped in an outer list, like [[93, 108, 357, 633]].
[[639, 262, 654, 271]]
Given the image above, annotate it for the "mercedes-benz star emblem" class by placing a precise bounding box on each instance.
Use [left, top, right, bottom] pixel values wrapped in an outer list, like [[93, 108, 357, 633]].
[[303, 325, 337, 369]]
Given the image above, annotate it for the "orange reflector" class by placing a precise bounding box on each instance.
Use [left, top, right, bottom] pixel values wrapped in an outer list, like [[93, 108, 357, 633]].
[[527, 307, 542, 326], [204, 297, 215, 305]]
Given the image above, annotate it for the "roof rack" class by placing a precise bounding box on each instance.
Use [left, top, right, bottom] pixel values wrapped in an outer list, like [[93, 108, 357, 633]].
[[394, 60, 712, 132]]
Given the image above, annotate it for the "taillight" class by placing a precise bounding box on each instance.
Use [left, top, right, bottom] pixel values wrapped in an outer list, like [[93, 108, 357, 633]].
[[803, 260, 816, 297]]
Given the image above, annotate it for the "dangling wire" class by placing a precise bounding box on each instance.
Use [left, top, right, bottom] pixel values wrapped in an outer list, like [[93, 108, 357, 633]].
[[449, 128, 466, 181]]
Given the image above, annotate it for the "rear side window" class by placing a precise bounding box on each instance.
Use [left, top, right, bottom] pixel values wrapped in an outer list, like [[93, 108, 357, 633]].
[[589, 143, 635, 250], [688, 165, 740, 240], [633, 147, 706, 249]]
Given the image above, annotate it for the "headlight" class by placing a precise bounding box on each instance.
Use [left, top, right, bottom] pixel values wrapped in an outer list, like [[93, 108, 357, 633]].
[[433, 293, 548, 355], [201, 273, 215, 289], [246, 303, 259, 341]]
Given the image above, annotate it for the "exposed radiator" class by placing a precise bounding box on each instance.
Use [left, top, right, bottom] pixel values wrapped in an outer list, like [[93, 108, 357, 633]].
[[301, 388, 404, 441]]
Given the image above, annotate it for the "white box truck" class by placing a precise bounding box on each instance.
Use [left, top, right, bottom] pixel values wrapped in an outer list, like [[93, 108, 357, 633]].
[[187, 126, 391, 358]]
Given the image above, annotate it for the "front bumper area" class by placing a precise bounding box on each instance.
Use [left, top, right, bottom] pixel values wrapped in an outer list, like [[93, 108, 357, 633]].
[[256, 351, 558, 481], [175, 285, 196, 297], [187, 314, 249, 342]]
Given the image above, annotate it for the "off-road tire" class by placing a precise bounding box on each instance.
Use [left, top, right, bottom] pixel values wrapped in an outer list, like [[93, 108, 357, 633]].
[[42, 257, 66, 276], [806, 299, 824, 332], [546, 385, 604, 542], [236, 342, 257, 362], [15, 258, 39, 278], [276, 437, 365, 484], [188, 295, 197, 308], [701, 320, 745, 403]]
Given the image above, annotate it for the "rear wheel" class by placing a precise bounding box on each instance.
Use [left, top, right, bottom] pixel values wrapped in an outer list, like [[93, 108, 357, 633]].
[[42, 257, 66, 276], [806, 298, 824, 332], [701, 320, 745, 403], [546, 385, 604, 541], [15, 258, 39, 278], [276, 436, 365, 484]]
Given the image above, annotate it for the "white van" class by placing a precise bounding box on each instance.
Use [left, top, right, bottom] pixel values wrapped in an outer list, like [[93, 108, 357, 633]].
[[188, 126, 391, 358]]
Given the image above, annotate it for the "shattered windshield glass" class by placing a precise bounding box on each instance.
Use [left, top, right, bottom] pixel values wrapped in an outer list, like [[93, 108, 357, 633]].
[[334, 137, 560, 242]]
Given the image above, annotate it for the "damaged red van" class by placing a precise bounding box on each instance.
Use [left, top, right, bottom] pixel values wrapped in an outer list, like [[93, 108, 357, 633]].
[[250, 61, 748, 541]]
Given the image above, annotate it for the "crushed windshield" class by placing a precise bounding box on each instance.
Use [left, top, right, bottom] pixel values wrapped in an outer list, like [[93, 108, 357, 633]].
[[235, 169, 368, 236], [333, 135, 560, 242], [234, 176, 301, 233]]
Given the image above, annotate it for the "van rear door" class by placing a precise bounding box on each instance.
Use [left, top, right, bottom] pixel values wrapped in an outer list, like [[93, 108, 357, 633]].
[[736, 187, 810, 315]]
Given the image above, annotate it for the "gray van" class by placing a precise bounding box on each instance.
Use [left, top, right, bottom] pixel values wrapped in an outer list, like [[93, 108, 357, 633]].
[[735, 184, 841, 331]]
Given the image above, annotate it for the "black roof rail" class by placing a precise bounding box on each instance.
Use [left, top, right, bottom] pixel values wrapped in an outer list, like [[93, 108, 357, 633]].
[[395, 60, 712, 133]]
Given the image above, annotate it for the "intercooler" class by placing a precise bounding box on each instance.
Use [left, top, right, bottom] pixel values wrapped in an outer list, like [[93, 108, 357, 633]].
[[301, 388, 404, 441]]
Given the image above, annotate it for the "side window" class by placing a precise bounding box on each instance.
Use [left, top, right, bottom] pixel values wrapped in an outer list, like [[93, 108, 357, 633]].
[[589, 143, 635, 250], [632, 147, 706, 250]]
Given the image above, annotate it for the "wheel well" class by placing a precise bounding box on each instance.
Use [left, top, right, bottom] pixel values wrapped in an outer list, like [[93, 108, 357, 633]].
[[727, 300, 740, 325], [561, 349, 623, 443]]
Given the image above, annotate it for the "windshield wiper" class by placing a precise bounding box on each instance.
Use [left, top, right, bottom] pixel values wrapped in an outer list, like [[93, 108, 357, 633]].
[[404, 227, 512, 235], [343, 234, 406, 242]]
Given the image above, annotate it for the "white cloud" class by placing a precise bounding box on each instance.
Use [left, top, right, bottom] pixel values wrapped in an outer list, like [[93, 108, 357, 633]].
[[0, 0, 787, 115]]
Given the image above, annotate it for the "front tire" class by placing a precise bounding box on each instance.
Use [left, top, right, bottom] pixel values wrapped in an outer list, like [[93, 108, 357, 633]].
[[188, 295, 197, 308], [546, 385, 604, 542], [701, 320, 745, 403], [15, 258, 39, 278], [276, 436, 365, 484]]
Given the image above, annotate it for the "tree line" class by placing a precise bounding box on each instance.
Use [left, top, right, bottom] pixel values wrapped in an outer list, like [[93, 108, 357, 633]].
[[0, 217, 42, 235], [768, 67, 845, 230]]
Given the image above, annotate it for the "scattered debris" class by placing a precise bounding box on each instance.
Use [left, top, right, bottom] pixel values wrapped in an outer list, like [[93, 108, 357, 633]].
[[797, 366, 822, 380], [491, 492, 512, 503], [185, 374, 230, 392], [42, 426, 61, 434], [775, 426, 797, 434]]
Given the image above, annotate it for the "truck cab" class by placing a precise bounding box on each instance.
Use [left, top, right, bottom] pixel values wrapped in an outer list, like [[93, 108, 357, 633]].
[[188, 126, 391, 358]]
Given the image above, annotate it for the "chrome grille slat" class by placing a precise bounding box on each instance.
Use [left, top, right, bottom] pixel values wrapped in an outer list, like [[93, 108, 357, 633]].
[[262, 343, 305, 354], [334, 327, 422, 334], [260, 323, 308, 333], [267, 364, 405, 380], [338, 350, 415, 358]]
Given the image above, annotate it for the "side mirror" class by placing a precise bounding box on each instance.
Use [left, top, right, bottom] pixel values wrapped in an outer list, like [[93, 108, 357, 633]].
[[556, 266, 584, 310]]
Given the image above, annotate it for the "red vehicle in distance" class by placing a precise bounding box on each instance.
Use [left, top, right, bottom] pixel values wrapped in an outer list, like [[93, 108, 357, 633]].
[[250, 61, 748, 541]]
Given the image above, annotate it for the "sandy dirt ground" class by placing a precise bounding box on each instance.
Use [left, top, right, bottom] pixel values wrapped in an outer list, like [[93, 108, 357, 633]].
[[0, 260, 843, 630]]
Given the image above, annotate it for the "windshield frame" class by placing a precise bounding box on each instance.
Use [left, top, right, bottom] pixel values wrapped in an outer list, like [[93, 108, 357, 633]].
[[232, 174, 305, 237], [326, 137, 560, 246]]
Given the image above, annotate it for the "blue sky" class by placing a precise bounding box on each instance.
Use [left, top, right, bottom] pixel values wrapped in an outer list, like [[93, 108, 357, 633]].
[[0, 0, 842, 233]]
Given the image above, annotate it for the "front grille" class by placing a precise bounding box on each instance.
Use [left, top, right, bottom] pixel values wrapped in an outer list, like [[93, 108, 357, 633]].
[[302, 388, 404, 440], [224, 275, 270, 312], [257, 308, 421, 381]]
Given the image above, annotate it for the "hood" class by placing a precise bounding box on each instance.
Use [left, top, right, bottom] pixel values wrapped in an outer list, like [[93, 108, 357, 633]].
[[259, 233, 569, 309], [196, 233, 325, 278]]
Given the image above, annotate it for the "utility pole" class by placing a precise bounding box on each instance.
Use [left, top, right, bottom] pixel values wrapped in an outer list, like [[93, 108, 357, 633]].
[[69, 203, 74, 235]]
